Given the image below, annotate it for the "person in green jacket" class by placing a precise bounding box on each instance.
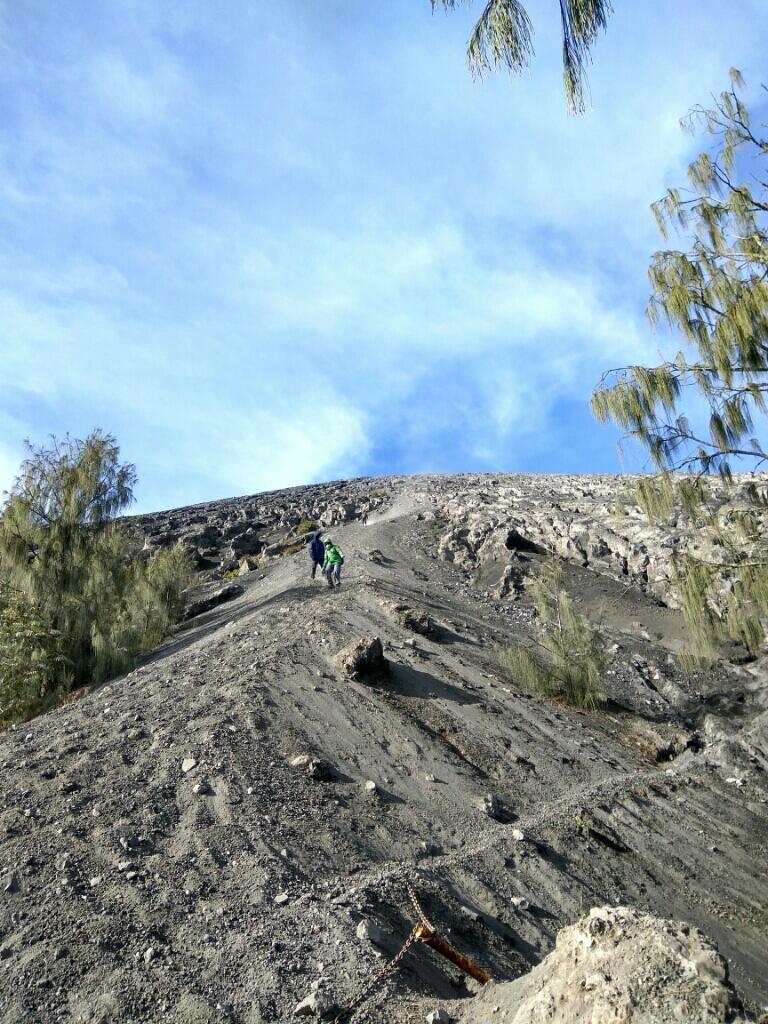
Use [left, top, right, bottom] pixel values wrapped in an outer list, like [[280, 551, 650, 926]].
[[323, 538, 344, 588]]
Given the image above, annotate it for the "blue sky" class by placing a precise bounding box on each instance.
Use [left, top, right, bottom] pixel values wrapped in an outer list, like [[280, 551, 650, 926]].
[[0, 1, 765, 512]]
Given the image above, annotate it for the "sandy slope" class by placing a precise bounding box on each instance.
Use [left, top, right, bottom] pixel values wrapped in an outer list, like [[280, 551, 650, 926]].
[[1, 477, 766, 1023]]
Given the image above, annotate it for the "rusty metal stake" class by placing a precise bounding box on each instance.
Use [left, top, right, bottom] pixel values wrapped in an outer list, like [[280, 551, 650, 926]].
[[415, 922, 492, 985]]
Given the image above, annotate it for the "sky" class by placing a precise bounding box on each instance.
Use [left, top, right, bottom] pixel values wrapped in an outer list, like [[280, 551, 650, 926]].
[[0, 1, 766, 513]]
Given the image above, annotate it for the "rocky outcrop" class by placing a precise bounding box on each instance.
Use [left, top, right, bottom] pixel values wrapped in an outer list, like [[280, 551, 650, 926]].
[[460, 906, 743, 1024], [425, 473, 768, 613], [128, 477, 398, 577]]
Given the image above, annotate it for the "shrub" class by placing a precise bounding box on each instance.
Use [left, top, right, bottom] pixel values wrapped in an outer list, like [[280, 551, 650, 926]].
[[294, 519, 319, 535], [498, 557, 605, 711]]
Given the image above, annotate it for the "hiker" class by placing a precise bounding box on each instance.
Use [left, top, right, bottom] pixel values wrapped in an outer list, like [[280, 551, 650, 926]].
[[323, 537, 344, 588], [306, 529, 325, 580]]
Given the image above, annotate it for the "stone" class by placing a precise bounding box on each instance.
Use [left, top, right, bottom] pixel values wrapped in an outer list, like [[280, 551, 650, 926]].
[[181, 757, 197, 774], [143, 947, 155, 964], [274, 892, 290, 905], [511, 896, 530, 911], [3, 873, 19, 894], [293, 990, 333, 1017], [511, 828, 526, 842], [356, 919, 386, 947], [426, 1011, 451, 1024], [290, 754, 334, 781], [482, 793, 511, 821], [364, 780, 377, 793], [185, 583, 243, 620], [336, 637, 388, 682], [418, 841, 443, 858], [386, 601, 433, 635]]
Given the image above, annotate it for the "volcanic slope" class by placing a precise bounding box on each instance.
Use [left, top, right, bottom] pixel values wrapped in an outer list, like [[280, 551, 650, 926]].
[[1, 474, 767, 1023]]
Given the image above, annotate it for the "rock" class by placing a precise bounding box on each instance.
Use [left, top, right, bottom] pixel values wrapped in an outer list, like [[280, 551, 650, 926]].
[[143, 947, 155, 964], [482, 793, 513, 822], [510, 896, 530, 911], [307, 758, 334, 781], [336, 637, 388, 682], [274, 892, 290, 906], [624, 722, 695, 763], [385, 601, 433, 635], [459, 906, 742, 1023], [185, 583, 243, 620], [368, 549, 385, 564], [290, 754, 334, 781], [293, 990, 333, 1017], [356, 919, 387, 947], [418, 840, 443, 858], [511, 828, 525, 842], [181, 757, 197, 774], [426, 1011, 451, 1024], [3, 873, 19, 894], [364, 780, 377, 793]]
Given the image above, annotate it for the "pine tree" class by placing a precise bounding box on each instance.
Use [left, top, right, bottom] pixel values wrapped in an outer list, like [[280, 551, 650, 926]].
[[0, 431, 195, 724], [434, 0, 613, 113], [0, 581, 70, 728], [592, 71, 768, 656]]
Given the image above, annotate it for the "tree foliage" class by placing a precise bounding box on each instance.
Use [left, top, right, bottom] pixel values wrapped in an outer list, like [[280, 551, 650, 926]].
[[0, 432, 195, 725], [498, 557, 605, 709], [434, 0, 613, 113], [592, 71, 768, 655], [0, 581, 70, 728]]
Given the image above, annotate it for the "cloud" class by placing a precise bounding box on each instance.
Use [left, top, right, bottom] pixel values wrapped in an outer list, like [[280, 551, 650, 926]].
[[0, 0, 765, 511]]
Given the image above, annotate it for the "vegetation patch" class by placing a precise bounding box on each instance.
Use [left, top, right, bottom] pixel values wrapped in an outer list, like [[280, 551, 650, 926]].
[[498, 557, 605, 711]]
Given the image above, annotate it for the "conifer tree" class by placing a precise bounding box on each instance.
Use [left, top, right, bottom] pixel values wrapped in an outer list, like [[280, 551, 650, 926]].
[[435, 0, 613, 112], [592, 71, 768, 656], [0, 431, 195, 724]]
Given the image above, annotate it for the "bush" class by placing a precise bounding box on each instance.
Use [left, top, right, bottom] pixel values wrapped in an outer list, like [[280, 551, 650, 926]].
[[294, 519, 319, 536], [498, 557, 605, 711]]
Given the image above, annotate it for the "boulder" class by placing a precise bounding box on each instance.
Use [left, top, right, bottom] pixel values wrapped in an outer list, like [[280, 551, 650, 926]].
[[336, 637, 388, 682], [385, 600, 433, 635], [458, 906, 742, 1024]]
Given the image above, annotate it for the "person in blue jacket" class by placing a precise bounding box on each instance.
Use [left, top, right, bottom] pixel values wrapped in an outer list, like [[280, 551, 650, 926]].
[[306, 529, 326, 580]]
